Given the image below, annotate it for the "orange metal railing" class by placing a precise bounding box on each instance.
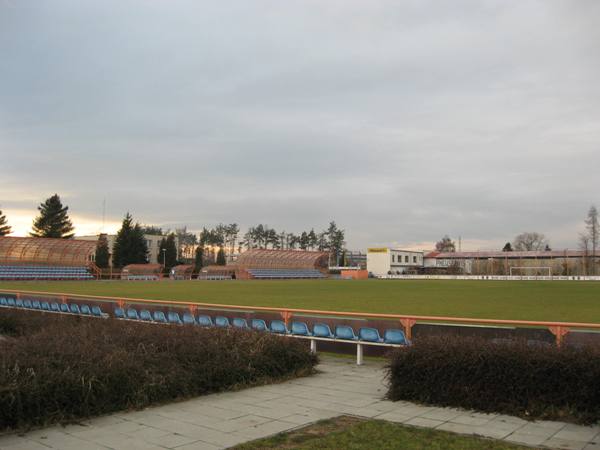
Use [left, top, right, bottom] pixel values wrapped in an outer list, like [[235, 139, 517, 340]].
[[2, 288, 600, 345]]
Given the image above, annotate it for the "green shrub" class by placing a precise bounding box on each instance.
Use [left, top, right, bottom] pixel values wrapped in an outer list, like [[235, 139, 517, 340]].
[[0, 310, 316, 430], [387, 337, 600, 424]]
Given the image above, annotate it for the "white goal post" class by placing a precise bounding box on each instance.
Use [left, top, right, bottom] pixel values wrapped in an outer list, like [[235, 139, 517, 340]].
[[509, 266, 552, 276]]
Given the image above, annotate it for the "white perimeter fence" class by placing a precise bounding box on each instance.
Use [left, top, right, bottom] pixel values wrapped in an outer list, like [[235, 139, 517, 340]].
[[382, 275, 600, 281]]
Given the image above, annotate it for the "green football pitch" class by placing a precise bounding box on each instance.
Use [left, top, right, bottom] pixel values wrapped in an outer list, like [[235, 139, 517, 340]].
[[1, 279, 600, 323]]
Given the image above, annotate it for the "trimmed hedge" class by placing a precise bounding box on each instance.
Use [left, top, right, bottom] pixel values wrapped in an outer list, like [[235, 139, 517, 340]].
[[387, 337, 600, 424], [0, 310, 316, 430]]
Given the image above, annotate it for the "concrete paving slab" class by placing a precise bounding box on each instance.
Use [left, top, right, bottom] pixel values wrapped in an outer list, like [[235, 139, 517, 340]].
[[1, 356, 598, 450]]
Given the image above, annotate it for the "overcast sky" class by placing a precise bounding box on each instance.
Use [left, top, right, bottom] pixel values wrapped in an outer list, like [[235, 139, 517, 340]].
[[1, 0, 599, 250]]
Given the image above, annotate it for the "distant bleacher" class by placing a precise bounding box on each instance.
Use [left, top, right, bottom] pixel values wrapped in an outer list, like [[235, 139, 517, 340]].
[[0, 265, 94, 281], [246, 268, 325, 279]]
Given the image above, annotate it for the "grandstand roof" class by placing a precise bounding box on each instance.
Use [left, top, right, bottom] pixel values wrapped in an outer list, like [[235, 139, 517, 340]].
[[236, 249, 329, 270], [425, 250, 588, 259], [122, 264, 162, 274], [0, 236, 97, 266]]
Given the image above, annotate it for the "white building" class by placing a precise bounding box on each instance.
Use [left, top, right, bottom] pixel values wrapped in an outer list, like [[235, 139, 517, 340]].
[[366, 248, 424, 277], [78, 233, 178, 266]]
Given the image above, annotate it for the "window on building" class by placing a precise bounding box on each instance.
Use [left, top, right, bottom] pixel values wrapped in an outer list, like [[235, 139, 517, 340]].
[[405, 255, 409, 263], [413, 256, 417, 263], [392, 255, 395, 263]]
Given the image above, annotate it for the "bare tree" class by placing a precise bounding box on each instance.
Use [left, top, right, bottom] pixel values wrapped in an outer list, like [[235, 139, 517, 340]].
[[435, 235, 456, 253], [584, 205, 599, 275], [579, 233, 591, 276], [512, 232, 549, 251]]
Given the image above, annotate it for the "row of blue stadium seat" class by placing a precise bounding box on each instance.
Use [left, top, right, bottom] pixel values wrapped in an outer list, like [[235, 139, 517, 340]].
[[0, 266, 89, 271], [0, 297, 105, 317], [0, 265, 93, 280], [114, 308, 408, 345], [247, 269, 325, 279]]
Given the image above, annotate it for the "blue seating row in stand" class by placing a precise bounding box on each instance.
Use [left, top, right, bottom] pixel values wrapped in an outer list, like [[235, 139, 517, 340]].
[[0, 265, 93, 280], [114, 307, 409, 364], [0, 297, 106, 317], [247, 268, 325, 279]]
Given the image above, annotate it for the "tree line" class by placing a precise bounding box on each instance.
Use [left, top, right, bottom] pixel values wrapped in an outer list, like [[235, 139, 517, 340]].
[[434, 206, 598, 275]]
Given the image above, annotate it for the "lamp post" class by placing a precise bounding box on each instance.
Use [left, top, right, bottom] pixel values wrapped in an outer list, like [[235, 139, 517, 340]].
[[162, 248, 166, 269]]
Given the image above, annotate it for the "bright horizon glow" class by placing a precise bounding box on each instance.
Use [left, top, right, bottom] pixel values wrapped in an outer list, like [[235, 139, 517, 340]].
[[3, 209, 121, 238]]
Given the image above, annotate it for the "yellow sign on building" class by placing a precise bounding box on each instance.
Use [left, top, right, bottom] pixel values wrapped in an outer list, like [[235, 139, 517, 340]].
[[367, 248, 389, 253]]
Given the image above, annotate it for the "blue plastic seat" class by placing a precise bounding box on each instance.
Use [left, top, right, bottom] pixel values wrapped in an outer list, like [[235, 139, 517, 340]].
[[215, 316, 230, 327], [0, 298, 7, 306], [80, 305, 91, 315], [15, 299, 24, 307], [335, 325, 358, 340], [359, 327, 383, 343], [153, 311, 168, 323], [50, 302, 60, 312], [312, 323, 334, 338], [91, 306, 104, 317], [60, 303, 70, 313], [232, 318, 248, 328], [182, 312, 196, 325], [168, 311, 183, 324], [139, 310, 153, 321], [41, 302, 50, 311], [114, 307, 125, 319], [270, 320, 288, 334], [384, 329, 409, 345], [32, 300, 41, 309], [291, 321, 311, 336], [126, 308, 140, 320], [8, 298, 16, 307], [197, 315, 213, 327], [251, 319, 267, 331], [23, 299, 33, 308], [70, 304, 81, 314]]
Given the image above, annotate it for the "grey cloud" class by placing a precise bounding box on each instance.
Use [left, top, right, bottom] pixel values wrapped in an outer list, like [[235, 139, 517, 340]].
[[1, 0, 599, 249]]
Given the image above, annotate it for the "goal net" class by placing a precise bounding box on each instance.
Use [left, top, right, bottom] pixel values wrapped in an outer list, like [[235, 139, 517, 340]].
[[509, 266, 552, 276]]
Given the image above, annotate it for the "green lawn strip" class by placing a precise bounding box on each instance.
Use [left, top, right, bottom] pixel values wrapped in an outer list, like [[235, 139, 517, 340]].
[[232, 416, 535, 450], [1, 279, 600, 323]]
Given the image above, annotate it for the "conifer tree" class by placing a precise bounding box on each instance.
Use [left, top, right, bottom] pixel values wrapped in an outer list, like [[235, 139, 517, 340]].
[[112, 213, 148, 268], [194, 246, 204, 273], [216, 247, 226, 265], [95, 234, 110, 268], [30, 194, 74, 238], [158, 233, 178, 270], [0, 208, 11, 236]]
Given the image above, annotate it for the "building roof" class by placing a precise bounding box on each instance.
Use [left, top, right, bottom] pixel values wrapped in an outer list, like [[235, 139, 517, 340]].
[[425, 250, 588, 259], [0, 236, 97, 266], [235, 249, 329, 269]]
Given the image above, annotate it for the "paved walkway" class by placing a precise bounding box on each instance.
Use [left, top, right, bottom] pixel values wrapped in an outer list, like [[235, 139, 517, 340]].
[[1, 357, 599, 450]]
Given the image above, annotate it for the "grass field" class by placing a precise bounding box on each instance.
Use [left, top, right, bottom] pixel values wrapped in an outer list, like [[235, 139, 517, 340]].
[[1, 279, 600, 323], [233, 416, 532, 450]]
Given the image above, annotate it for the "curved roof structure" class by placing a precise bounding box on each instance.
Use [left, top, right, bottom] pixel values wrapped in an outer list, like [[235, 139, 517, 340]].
[[0, 236, 97, 266], [236, 249, 329, 270]]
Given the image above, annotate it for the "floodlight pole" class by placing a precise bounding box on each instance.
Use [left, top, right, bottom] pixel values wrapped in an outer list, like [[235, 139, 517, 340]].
[[162, 248, 166, 268]]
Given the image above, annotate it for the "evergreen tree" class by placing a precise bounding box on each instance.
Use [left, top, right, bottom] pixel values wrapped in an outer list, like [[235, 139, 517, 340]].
[[30, 194, 74, 238], [95, 234, 110, 268], [502, 242, 513, 252], [216, 247, 226, 265], [299, 231, 309, 250], [0, 208, 11, 236], [194, 246, 204, 273], [112, 213, 148, 268], [307, 229, 318, 250], [157, 237, 167, 265], [163, 233, 178, 269]]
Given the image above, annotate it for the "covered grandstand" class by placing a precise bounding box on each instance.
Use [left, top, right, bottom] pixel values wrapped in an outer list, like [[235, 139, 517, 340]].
[[0, 236, 98, 280], [235, 249, 329, 279]]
